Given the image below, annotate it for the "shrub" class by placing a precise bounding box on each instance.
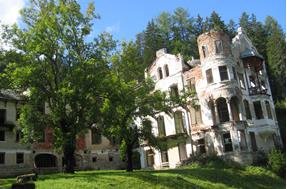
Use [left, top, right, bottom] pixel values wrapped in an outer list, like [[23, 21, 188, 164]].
[[252, 149, 268, 166], [267, 149, 286, 177]]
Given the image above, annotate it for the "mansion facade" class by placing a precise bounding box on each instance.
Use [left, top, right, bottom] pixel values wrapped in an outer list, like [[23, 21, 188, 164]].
[[138, 28, 283, 169], [0, 28, 283, 177]]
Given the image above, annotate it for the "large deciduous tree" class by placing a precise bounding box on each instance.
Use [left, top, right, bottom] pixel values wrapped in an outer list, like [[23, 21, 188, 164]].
[[0, 0, 114, 173], [100, 42, 169, 172]]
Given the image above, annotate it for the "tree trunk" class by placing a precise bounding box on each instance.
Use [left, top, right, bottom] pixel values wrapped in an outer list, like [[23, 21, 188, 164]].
[[126, 143, 133, 172], [61, 120, 76, 174], [63, 142, 76, 173]]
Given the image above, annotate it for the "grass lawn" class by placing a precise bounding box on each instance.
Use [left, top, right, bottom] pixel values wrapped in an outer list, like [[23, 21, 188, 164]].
[[0, 164, 285, 189]]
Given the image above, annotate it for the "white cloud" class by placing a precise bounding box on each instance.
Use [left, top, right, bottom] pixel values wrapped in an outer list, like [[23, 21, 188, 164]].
[[105, 23, 120, 34], [0, 0, 25, 25], [0, 0, 25, 50]]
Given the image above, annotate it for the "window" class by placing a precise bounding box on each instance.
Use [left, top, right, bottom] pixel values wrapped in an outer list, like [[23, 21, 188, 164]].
[[202, 45, 208, 58], [197, 139, 206, 154], [157, 116, 166, 137], [265, 101, 273, 119], [91, 129, 101, 144], [16, 108, 21, 120], [0, 130, 4, 141], [0, 109, 6, 125], [109, 156, 113, 162], [174, 111, 184, 134], [249, 76, 256, 87], [216, 98, 230, 123], [161, 151, 168, 163], [243, 100, 252, 120], [146, 150, 154, 167], [215, 40, 223, 54], [190, 106, 203, 125], [170, 85, 179, 99], [238, 73, 245, 89], [16, 130, 22, 143], [158, 68, 163, 80], [92, 157, 97, 162], [0, 153, 5, 164], [249, 132, 257, 152], [223, 132, 233, 152], [164, 65, 169, 77], [206, 69, 213, 84], [219, 66, 229, 81], [186, 78, 196, 92], [16, 153, 24, 164], [230, 97, 240, 122], [253, 101, 263, 119], [208, 101, 216, 125], [238, 130, 247, 151], [232, 67, 237, 80]]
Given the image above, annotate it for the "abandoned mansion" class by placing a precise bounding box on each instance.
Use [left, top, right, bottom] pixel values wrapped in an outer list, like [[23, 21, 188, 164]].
[[0, 28, 283, 176]]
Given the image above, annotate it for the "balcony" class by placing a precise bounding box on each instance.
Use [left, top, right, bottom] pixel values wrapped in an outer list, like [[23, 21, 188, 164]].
[[248, 87, 268, 96]]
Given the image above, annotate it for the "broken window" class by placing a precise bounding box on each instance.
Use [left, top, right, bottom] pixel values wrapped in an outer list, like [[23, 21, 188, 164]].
[[215, 40, 223, 54], [216, 98, 229, 123], [243, 100, 252, 120], [223, 132, 233, 152], [219, 66, 229, 81], [253, 101, 263, 119], [158, 67, 163, 80], [170, 85, 179, 99], [164, 65, 169, 77], [249, 75, 256, 87], [161, 151, 169, 163], [0, 153, 5, 164], [238, 73, 246, 89], [157, 116, 166, 137], [202, 45, 208, 58], [249, 132, 257, 152], [197, 138, 206, 154], [206, 69, 213, 84], [174, 111, 184, 134], [238, 130, 247, 151], [91, 128, 102, 144], [186, 77, 196, 93], [265, 101, 273, 119], [16, 153, 24, 164], [0, 109, 6, 125]]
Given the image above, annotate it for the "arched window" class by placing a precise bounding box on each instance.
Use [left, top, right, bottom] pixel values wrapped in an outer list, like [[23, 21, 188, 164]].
[[157, 116, 166, 137], [35, 154, 57, 168], [174, 111, 184, 134], [265, 101, 273, 119], [216, 98, 229, 123], [158, 68, 163, 80], [243, 100, 252, 120], [230, 96, 240, 121], [164, 65, 169, 77]]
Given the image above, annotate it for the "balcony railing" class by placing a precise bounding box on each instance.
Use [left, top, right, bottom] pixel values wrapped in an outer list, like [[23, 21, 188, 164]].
[[248, 87, 267, 96]]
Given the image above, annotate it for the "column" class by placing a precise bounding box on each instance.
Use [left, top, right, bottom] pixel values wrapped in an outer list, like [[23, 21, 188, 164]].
[[226, 98, 233, 121], [213, 100, 220, 124]]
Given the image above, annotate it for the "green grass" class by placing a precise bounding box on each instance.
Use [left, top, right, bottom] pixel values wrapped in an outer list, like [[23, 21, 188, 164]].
[[0, 165, 285, 189]]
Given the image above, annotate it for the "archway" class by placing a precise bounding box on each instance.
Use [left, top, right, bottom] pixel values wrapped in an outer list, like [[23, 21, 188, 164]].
[[35, 153, 57, 168]]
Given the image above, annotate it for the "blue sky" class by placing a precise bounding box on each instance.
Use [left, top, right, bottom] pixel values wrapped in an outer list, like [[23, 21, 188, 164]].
[[78, 0, 286, 41]]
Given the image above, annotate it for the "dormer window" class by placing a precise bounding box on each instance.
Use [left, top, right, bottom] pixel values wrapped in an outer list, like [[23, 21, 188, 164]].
[[158, 68, 163, 80], [215, 40, 223, 54], [164, 65, 169, 77], [202, 45, 208, 58]]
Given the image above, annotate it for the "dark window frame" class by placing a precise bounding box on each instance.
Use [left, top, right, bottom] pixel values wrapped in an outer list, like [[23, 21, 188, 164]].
[[206, 68, 214, 84], [215, 40, 223, 54], [0, 130, 5, 141], [164, 65, 169, 77], [223, 132, 233, 152], [202, 45, 208, 58], [16, 153, 24, 164], [219, 66, 229, 81], [253, 101, 264, 119], [0, 152, 5, 164]]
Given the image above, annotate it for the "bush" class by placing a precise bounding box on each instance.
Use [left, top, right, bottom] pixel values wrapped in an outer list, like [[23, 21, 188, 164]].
[[252, 149, 268, 166], [267, 149, 286, 177], [11, 183, 35, 189]]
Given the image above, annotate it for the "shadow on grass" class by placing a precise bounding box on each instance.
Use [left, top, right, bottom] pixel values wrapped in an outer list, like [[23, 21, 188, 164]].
[[35, 166, 285, 189]]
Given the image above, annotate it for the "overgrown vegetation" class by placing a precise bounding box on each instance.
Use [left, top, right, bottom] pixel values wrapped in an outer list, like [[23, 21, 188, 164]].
[[267, 149, 286, 178]]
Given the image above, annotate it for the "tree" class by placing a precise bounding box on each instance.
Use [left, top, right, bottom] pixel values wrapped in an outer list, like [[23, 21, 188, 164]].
[[207, 11, 228, 32], [265, 16, 286, 101], [0, 0, 114, 173], [227, 19, 237, 38], [100, 42, 169, 172]]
